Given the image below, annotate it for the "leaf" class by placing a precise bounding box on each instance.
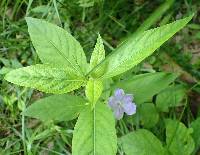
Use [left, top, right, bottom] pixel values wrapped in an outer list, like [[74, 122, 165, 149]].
[[90, 15, 193, 79], [5, 65, 85, 94], [89, 34, 105, 77], [137, 103, 159, 128], [133, 0, 174, 35], [31, 5, 51, 13], [78, 0, 95, 8], [24, 94, 86, 122], [165, 119, 195, 155], [156, 85, 186, 112], [72, 103, 117, 155], [26, 17, 87, 75], [85, 78, 103, 107], [34, 128, 55, 140], [191, 117, 200, 153], [114, 72, 178, 104], [120, 129, 165, 155]]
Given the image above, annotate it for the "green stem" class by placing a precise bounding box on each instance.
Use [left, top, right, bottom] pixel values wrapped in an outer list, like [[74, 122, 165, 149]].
[[22, 106, 27, 155]]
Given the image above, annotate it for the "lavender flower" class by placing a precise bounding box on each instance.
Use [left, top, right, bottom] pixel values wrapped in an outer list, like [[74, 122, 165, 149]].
[[108, 88, 136, 120]]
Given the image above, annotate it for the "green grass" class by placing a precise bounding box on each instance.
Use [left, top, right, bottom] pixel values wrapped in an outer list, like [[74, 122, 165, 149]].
[[1, 0, 200, 154]]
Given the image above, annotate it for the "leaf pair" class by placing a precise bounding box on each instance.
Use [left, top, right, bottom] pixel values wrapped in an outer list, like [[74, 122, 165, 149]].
[[5, 17, 88, 94], [5, 15, 193, 94], [23, 94, 117, 155]]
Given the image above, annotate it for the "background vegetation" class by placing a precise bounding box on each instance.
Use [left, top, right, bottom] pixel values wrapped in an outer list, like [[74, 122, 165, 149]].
[[0, 0, 200, 154]]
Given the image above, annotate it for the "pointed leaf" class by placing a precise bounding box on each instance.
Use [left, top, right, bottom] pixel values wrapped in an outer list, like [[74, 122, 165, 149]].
[[120, 129, 165, 155], [24, 94, 86, 122], [5, 65, 85, 94], [90, 15, 193, 79], [26, 17, 87, 75], [90, 34, 105, 77], [72, 103, 117, 155]]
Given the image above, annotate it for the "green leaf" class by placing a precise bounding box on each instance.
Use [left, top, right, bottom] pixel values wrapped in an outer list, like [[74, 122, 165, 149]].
[[72, 103, 117, 155], [165, 119, 195, 155], [120, 129, 165, 155], [191, 117, 200, 153], [89, 34, 105, 77], [5, 65, 85, 94], [90, 15, 193, 79], [137, 103, 159, 128], [85, 78, 103, 107], [133, 0, 174, 35], [24, 94, 86, 122], [34, 127, 55, 140], [156, 85, 186, 112], [114, 72, 178, 104], [26, 17, 87, 75]]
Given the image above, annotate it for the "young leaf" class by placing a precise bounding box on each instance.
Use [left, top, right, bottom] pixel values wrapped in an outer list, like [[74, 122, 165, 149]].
[[89, 34, 105, 77], [165, 119, 195, 155], [26, 17, 87, 75], [85, 78, 103, 107], [24, 94, 86, 122], [72, 103, 117, 155], [5, 65, 85, 94], [156, 85, 186, 112], [190, 117, 200, 153], [90, 15, 193, 79], [114, 72, 178, 104], [120, 129, 165, 155]]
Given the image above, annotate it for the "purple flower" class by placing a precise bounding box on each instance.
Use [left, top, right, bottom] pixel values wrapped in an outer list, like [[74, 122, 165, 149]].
[[108, 88, 136, 120]]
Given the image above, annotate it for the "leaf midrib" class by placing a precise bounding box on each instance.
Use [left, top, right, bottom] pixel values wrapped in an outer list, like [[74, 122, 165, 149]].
[[93, 107, 96, 155], [29, 18, 84, 76]]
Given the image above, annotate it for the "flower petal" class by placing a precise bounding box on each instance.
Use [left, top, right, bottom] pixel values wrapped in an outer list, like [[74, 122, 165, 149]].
[[114, 107, 124, 120], [123, 102, 136, 115], [108, 96, 118, 109], [122, 94, 133, 103], [114, 88, 124, 99]]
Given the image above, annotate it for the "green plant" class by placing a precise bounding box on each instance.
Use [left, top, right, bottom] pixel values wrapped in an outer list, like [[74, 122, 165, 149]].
[[4, 14, 193, 154]]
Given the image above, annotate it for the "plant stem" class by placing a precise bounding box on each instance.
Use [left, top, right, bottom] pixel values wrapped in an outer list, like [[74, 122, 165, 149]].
[[22, 104, 27, 154]]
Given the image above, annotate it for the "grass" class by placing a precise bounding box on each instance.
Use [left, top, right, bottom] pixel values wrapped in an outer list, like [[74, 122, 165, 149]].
[[0, 0, 200, 154]]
